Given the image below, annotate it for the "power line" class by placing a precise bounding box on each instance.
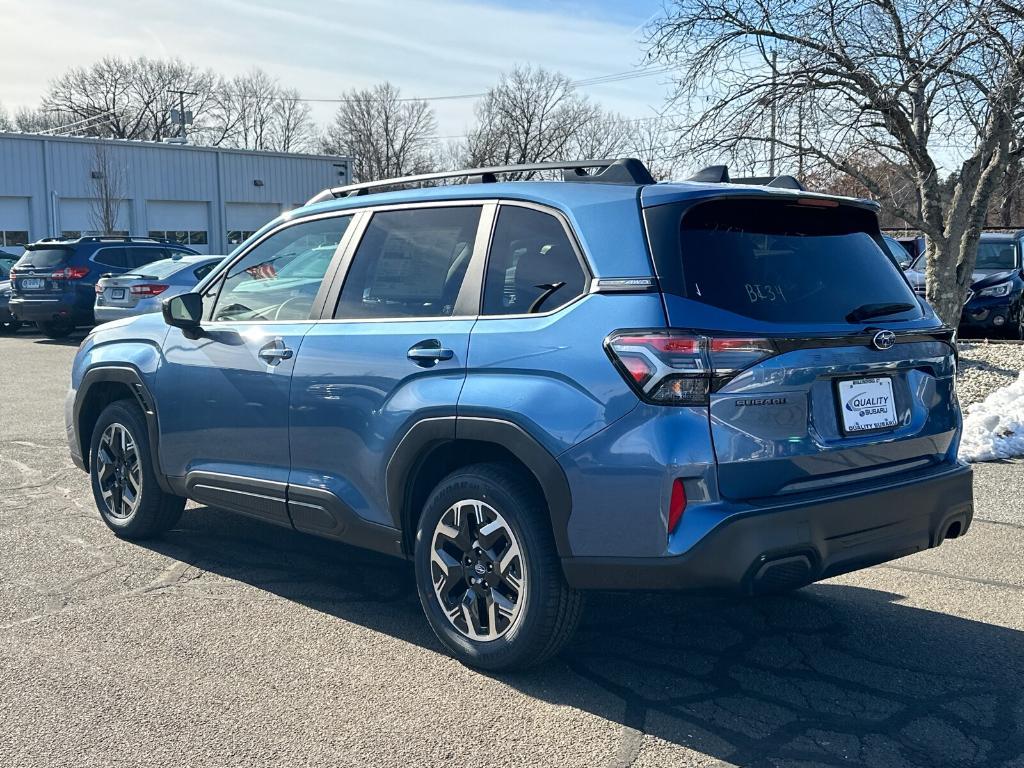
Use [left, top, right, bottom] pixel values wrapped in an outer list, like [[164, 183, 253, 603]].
[[37, 109, 119, 136], [271, 65, 675, 105]]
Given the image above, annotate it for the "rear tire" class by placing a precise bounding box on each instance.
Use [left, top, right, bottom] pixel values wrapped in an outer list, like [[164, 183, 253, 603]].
[[38, 319, 74, 339], [414, 462, 583, 671], [88, 399, 185, 539]]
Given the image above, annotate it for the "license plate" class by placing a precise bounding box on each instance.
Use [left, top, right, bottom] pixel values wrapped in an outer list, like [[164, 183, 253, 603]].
[[111, 288, 125, 300], [22, 278, 44, 290], [836, 377, 897, 434]]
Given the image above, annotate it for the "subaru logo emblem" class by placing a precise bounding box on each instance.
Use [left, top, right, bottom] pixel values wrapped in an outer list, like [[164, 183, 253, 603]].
[[872, 330, 896, 350]]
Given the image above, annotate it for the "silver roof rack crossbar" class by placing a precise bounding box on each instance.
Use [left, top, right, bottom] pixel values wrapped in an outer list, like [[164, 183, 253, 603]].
[[307, 158, 656, 204]]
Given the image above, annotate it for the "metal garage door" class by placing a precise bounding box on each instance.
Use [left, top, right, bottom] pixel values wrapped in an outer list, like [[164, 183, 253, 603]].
[[147, 200, 210, 254], [0, 197, 30, 248], [59, 198, 130, 240], [225, 203, 282, 247]]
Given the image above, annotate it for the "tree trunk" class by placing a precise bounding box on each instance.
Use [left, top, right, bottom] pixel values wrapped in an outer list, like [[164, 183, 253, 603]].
[[924, 237, 966, 327]]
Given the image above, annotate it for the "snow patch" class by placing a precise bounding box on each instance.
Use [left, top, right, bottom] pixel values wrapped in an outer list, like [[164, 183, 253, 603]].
[[958, 371, 1024, 462]]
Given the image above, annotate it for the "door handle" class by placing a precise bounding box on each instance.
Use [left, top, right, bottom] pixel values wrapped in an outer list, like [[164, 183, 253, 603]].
[[407, 339, 454, 366], [258, 340, 294, 365]]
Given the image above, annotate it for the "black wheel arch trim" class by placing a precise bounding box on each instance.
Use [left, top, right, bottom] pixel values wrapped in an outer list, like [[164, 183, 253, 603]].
[[75, 365, 174, 494], [386, 415, 574, 558]]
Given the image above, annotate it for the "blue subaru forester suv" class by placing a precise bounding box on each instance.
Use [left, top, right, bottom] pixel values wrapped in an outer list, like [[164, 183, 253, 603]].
[[66, 159, 973, 670]]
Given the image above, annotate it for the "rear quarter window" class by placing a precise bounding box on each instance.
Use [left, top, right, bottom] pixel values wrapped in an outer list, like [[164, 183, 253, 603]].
[[659, 198, 921, 324]]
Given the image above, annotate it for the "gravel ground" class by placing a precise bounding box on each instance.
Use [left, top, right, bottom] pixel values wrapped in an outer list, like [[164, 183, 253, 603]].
[[957, 340, 1024, 408]]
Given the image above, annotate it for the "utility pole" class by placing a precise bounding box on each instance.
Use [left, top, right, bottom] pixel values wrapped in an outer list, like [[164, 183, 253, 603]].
[[166, 89, 197, 144], [769, 49, 778, 178], [797, 93, 805, 180]]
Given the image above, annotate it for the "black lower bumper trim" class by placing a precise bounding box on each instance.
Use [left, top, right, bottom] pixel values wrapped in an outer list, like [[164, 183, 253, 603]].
[[561, 464, 973, 591]]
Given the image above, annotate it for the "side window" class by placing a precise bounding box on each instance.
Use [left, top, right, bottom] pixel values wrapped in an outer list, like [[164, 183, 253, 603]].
[[335, 206, 481, 319], [127, 248, 162, 269], [193, 262, 218, 281], [92, 248, 128, 269], [482, 206, 587, 315], [211, 215, 351, 322]]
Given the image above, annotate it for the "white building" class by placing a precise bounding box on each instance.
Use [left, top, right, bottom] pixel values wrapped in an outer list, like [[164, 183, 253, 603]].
[[0, 132, 352, 254]]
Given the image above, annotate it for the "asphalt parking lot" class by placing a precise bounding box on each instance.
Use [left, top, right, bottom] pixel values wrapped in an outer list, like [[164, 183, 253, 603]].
[[1, 328, 1022, 768]]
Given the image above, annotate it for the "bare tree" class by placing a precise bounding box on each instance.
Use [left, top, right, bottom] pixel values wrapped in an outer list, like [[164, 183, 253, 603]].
[[272, 88, 316, 153], [0, 103, 11, 132], [11, 107, 65, 133], [89, 145, 127, 235], [622, 117, 682, 180], [464, 67, 605, 174], [41, 56, 217, 141], [322, 83, 437, 181], [647, 0, 1024, 324]]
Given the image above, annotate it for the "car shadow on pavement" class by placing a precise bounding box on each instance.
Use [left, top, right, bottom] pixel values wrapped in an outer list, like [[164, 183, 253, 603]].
[[147, 505, 1024, 768]]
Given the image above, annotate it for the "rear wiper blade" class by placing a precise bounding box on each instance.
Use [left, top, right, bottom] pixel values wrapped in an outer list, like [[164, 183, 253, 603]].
[[845, 302, 916, 323]]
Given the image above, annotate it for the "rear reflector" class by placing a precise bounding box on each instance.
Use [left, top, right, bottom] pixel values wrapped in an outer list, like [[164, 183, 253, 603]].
[[606, 330, 776, 405], [668, 479, 686, 534]]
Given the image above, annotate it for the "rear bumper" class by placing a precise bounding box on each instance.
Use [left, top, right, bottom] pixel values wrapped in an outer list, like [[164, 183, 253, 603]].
[[10, 296, 93, 325], [94, 304, 149, 323], [561, 463, 973, 591]]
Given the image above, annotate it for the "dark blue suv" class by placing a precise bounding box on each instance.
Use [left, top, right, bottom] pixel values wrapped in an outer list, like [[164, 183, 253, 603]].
[[66, 159, 973, 670], [10, 236, 198, 338]]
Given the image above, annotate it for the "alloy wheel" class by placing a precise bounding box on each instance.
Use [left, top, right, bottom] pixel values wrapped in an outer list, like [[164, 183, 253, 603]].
[[430, 499, 526, 642], [96, 422, 143, 520]]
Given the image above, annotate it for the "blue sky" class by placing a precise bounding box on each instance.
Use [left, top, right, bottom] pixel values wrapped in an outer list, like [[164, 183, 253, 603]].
[[0, 0, 675, 136]]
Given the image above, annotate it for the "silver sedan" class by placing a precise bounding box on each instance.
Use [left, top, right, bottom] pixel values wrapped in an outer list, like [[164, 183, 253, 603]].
[[94, 255, 224, 323]]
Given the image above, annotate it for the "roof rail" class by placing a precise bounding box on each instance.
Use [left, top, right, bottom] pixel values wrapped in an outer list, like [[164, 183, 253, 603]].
[[79, 236, 162, 243], [307, 158, 656, 204], [686, 165, 805, 191]]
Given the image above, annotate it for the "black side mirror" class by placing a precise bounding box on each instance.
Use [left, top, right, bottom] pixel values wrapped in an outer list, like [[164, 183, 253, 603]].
[[162, 292, 204, 338]]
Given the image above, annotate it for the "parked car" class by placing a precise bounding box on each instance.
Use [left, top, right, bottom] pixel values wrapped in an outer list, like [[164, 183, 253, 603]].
[[66, 158, 972, 670], [895, 235, 926, 267], [881, 234, 914, 269], [0, 250, 17, 278], [905, 230, 1024, 337], [9, 236, 198, 338], [94, 255, 225, 323], [0, 251, 20, 334], [0, 278, 18, 334]]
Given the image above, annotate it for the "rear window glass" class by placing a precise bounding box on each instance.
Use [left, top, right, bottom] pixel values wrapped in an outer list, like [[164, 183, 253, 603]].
[[678, 199, 920, 324], [122, 258, 194, 280], [14, 248, 71, 270]]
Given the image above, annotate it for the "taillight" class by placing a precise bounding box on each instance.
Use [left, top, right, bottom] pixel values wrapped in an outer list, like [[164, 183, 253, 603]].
[[51, 266, 90, 280], [8, 268, 17, 280], [95, 283, 104, 294], [606, 330, 776, 405], [130, 284, 168, 296], [668, 479, 686, 534]]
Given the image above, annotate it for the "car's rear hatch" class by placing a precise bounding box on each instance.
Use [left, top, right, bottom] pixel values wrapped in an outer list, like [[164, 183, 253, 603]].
[[11, 245, 74, 296], [643, 192, 958, 500], [96, 274, 152, 308]]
